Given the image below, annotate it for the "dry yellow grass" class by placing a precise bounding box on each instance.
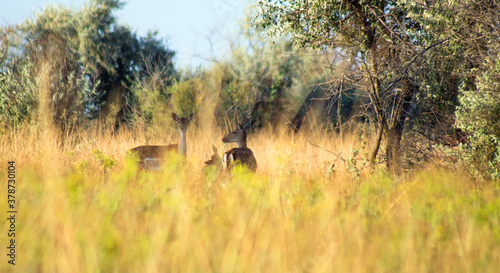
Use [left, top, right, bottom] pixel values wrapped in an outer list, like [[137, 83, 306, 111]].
[[0, 119, 499, 272]]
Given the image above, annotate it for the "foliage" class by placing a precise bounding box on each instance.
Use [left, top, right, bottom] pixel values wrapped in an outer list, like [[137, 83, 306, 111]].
[[256, 0, 500, 176], [406, 0, 499, 136], [0, 4, 95, 131], [0, 0, 177, 130], [211, 22, 306, 130], [72, 0, 177, 125], [455, 55, 500, 180], [405, 0, 500, 178], [147, 14, 320, 133], [132, 39, 179, 126], [167, 77, 202, 118], [92, 149, 116, 172], [0, 59, 37, 126], [255, 0, 432, 171]]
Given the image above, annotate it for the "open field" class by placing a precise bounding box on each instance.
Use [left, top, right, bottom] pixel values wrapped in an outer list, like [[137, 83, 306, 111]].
[[1, 123, 499, 272]]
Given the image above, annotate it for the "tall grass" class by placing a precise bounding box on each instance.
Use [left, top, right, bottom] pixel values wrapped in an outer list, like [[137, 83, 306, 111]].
[[1, 116, 499, 272]]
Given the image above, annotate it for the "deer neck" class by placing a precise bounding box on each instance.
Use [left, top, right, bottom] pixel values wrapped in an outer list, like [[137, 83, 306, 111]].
[[178, 130, 187, 156], [237, 134, 247, 148]]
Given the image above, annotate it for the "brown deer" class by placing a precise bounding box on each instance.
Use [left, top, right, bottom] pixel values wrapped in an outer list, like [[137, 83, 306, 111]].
[[221, 124, 257, 172], [203, 145, 222, 173], [130, 112, 194, 170]]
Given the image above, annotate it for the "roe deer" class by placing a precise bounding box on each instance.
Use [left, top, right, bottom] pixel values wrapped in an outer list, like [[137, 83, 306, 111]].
[[203, 145, 222, 173], [221, 124, 257, 172], [130, 112, 194, 169]]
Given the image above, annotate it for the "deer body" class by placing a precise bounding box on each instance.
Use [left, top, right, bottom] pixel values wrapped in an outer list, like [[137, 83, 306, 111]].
[[130, 112, 194, 170], [222, 124, 257, 172]]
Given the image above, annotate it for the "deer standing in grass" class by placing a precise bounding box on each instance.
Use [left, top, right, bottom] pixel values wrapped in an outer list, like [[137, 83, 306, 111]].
[[221, 124, 257, 172], [203, 145, 223, 173], [130, 112, 194, 170]]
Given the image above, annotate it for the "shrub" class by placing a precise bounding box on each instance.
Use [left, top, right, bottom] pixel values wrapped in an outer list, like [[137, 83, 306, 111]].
[[455, 54, 500, 180]]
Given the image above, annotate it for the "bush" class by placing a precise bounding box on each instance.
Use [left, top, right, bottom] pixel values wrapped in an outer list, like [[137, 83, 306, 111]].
[[455, 54, 500, 180]]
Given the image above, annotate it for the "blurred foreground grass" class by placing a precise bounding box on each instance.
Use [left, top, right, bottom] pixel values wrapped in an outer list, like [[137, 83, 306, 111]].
[[0, 126, 499, 272]]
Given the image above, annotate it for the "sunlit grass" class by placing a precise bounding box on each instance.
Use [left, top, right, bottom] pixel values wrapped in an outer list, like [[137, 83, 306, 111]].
[[0, 122, 499, 272]]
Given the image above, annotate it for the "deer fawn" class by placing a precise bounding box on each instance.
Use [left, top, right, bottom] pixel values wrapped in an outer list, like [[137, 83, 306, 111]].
[[221, 124, 257, 172], [203, 145, 222, 173], [130, 112, 194, 169]]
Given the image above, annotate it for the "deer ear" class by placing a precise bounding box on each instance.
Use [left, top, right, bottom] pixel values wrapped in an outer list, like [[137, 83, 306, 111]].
[[188, 112, 195, 121], [212, 145, 218, 153], [171, 112, 178, 121], [238, 123, 244, 132]]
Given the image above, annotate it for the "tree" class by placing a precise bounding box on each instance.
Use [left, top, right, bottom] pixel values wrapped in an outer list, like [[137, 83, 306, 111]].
[[0, 0, 177, 131], [209, 16, 307, 131], [256, 0, 446, 173], [456, 57, 500, 179], [0, 4, 93, 131], [413, 0, 500, 179], [74, 0, 177, 128]]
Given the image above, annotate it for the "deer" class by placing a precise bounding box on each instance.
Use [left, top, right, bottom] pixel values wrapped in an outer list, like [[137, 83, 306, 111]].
[[221, 123, 257, 172], [129, 112, 194, 170], [203, 145, 223, 173]]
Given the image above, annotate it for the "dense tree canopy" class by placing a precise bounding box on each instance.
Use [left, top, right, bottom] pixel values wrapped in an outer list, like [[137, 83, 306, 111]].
[[255, 0, 500, 176], [0, 0, 176, 130]]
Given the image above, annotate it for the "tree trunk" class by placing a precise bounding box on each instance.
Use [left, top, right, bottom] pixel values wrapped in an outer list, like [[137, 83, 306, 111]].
[[386, 121, 404, 175], [369, 120, 385, 165], [386, 77, 418, 174]]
